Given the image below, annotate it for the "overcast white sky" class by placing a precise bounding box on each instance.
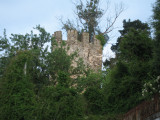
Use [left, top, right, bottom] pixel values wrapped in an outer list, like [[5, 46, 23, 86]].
[[0, 0, 156, 60]]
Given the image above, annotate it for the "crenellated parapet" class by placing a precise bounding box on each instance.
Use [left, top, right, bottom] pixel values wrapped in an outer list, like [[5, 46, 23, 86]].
[[52, 30, 102, 71], [53, 30, 100, 46]]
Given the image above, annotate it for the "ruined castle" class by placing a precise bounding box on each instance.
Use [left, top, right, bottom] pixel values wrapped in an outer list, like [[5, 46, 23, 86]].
[[53, 30, 102, 71]]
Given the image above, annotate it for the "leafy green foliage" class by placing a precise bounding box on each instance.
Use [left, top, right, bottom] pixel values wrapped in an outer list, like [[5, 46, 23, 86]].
[[61, 19, 77, 32], [108, 19, 151, 68], [75, 71, 108, 115], [76, 71, 103, 92], [0, 29, 10, 51], [84, 87, 107, 114], [0, 51, 37, 120], [96, 34, 106, 47], [0, 25, 52, 91], [111, 19, 150, 54], [0, 30, 11, 78], [47, 46, 74, 82], [119, 28, 153, 61], [152, 0, 160, 76], [105, 19, 151, 68], [38, 86, 84, 120], [103, 19, 153, 114], [0, 26, 87, 120], [103, 62, 143, 113], [57, 71, 70, 87]]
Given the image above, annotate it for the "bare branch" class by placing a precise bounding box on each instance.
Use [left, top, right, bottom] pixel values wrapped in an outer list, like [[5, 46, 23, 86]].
[[103, 2, 124, 34]]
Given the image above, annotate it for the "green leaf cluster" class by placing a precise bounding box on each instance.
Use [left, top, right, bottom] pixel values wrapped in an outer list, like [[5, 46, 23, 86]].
[[96, 34, 106, 47]]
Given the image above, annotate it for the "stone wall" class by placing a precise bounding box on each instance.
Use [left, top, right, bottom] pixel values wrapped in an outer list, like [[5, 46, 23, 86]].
[[52, 30, 102, 71], [123, 94, 160, 120]]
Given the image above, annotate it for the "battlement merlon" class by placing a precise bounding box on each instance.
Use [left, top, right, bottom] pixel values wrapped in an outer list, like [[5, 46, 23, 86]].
[[82, 32, 89, 44], [53, 31, 62, 42], [67, 30, 78, 43]]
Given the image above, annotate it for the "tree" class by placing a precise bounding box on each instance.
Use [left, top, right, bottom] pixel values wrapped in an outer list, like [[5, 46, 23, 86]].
[[103, 20, 153, 113], [0, 25, 52, 92], [75, 0, 103, 42], [0, 51, 37, 120], [152, 0, 160, 76], [0, 29, 11, 78], [104, 19, 151, 67], [119, 28, 153, 62], [61, 0, 124, 43], [111, 19, 150, 58]]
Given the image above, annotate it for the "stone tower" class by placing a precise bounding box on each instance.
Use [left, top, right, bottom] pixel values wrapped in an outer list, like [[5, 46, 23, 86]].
[[53, 30, 102, 71]]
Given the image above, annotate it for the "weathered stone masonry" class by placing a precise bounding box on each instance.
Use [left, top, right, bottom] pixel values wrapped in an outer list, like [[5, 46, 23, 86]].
[[53, 30, 102, 71]]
